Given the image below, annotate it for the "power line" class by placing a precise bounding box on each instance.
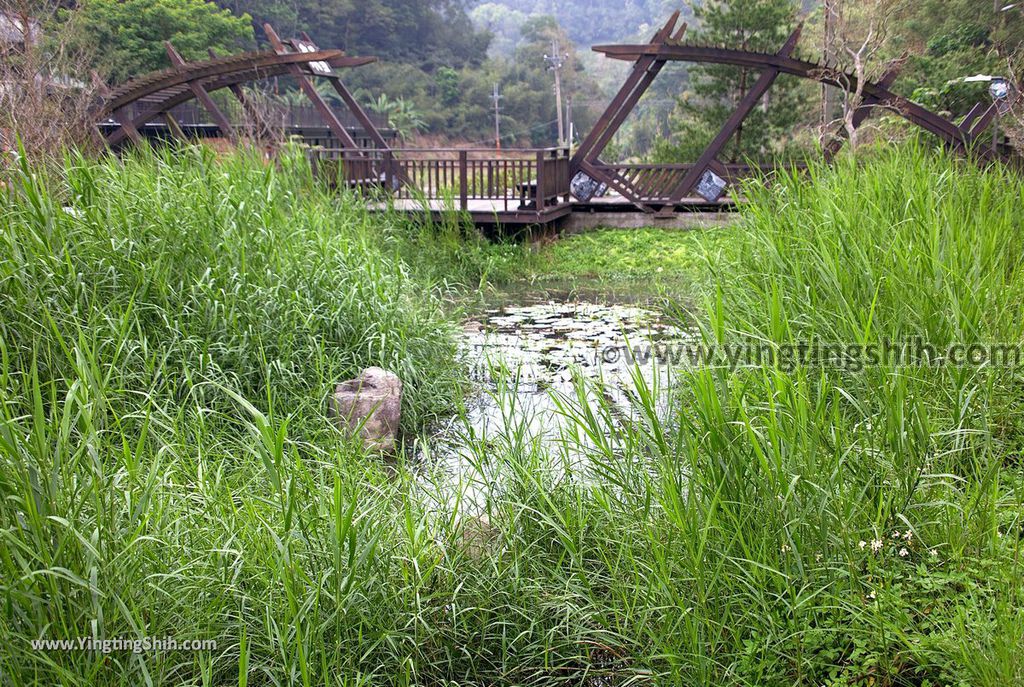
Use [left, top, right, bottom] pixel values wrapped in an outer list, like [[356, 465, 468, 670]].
[[462, 117, 563, 148]]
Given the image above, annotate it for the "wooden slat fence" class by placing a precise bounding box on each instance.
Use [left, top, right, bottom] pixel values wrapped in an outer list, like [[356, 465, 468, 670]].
[[310, 147, 571, 213]]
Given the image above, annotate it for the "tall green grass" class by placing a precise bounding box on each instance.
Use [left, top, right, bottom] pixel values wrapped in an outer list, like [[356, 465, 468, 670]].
[[0, 144, 1022, 686]]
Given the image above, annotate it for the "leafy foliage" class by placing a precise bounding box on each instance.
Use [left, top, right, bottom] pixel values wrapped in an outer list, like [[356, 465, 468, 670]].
[[653, 0, 810, 163], [2, 144, 1023, 686], [469, 0, 689, 46], [890, 0, 1024, 118], [63, 0, 254, 83], [221, 0, 490, 69], [366, 94, 428, 140]]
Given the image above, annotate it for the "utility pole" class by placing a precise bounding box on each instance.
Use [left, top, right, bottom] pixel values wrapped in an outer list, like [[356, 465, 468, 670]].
[[491, 83, 502, 150], [544, 39, 568, 147], [566, 96, 574, 149]]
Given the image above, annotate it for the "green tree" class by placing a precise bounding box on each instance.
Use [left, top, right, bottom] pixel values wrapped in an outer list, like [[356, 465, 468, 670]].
[[434, 67, 460, 107], [494, 16, 599, 146], [892, 0, 1024, 118], [66, 0, 253, 83], [470, 2, 530, 57], [655, 0, 808, 163], [219, 0, 490, 69], [366, 94, 427, 140]]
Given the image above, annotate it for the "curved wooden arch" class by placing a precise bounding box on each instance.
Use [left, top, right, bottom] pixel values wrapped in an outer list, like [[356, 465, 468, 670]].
[[97, 24, 390, 160], [576, 11, 1005, 216], [101, 50, 366, 115]]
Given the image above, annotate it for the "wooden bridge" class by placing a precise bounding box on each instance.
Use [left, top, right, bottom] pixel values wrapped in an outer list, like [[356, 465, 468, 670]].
[[312, 147, 572, 225], [308, 146, 757, 225], [98, 11, 1016, 229]]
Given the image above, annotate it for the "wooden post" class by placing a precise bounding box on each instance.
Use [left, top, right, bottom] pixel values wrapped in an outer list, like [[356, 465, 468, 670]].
[[162, 112, 188, 142], [458, 150, 468, 211], [565, 149, 573, 202], [309, 148, 320, 184], [535, 150, 546, 213], [383, 149, 394, 194], [111, 106, 143, 144]]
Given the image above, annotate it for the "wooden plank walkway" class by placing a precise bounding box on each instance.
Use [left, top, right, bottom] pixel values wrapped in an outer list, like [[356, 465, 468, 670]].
[[315, 147, 740, 228]]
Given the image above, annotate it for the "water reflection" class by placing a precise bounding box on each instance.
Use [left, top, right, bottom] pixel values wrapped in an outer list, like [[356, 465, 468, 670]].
[[416, 296, 696, 511]]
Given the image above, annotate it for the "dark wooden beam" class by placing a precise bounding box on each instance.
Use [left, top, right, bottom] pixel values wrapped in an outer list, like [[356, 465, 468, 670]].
[[104, 50, 349, 118], [589, 43, 970, 146], [578, 159, 655, 213], [655, 24, 803, 217], [958, 103, 986, 133], [572, 12, 682, 170], [968, 103, 998, 139], [262, 23, 363, 153], [162, 112, 188, 141], [323, 79, 386, 150], [109, 106, 142, 145], [822, 58, 903, 160], [165, 42, 236, 142]]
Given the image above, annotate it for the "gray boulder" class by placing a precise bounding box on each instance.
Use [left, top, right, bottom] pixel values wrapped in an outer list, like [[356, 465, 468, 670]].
[[328, 367, 402, 452]]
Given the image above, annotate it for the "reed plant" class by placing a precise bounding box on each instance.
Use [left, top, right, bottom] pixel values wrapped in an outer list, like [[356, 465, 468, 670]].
[[0, 143, 1021, 685]]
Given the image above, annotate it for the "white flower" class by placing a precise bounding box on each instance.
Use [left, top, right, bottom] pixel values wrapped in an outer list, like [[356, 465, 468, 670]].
[[899, 547, 909, 557], [859, 540, 867, 550], [903, 530, 913, 542], [781, 544, 791, 553], [870, 539, 883, 553], [930, 549, 938, 557], [815, 553, 823, 562], [867, 590, 876, 600], [892, 530, 901, 540]]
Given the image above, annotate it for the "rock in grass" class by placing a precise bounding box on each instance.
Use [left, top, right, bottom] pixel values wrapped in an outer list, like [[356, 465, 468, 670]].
[[458, 514, 497, 560], [328, 367, 402, 453]]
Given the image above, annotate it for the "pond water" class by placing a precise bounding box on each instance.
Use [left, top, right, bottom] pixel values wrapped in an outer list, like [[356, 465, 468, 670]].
[[415, 288, 697, 511]]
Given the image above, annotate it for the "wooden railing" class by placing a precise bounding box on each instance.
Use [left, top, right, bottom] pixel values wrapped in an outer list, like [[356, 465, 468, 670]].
[[310, 147, 571, 213], [604, 162, 808, 202]]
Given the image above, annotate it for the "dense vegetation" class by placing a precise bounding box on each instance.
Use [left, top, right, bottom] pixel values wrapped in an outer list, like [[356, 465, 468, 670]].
[[41, 0, 1023, 155], [1, 144, 1021, 685], [62, 0, 255, 83]]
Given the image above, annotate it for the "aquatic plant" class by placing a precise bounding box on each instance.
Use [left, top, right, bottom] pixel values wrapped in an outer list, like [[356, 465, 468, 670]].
[[0, 143, 1021, 685]]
